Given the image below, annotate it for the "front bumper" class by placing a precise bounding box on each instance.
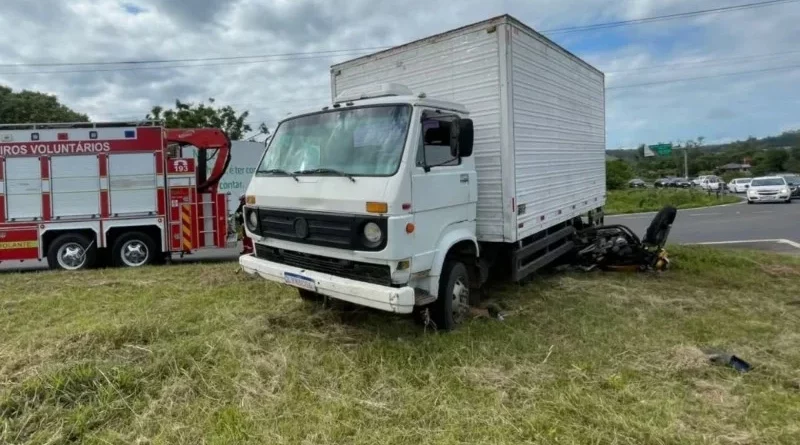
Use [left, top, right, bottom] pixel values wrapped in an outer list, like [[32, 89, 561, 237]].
[[239, 254, 415, 314], [748, 193, 790, 201]]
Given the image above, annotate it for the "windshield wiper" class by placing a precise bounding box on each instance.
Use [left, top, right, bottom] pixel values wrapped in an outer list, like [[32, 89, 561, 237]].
[[294, 168, 356, 183], [257, 168, 299, 182]]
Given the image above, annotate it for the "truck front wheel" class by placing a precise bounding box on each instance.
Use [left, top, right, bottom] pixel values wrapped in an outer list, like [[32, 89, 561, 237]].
[[431, 261, 471, 331], [112, 232, 156, 268], [47, 233, 96, 271]]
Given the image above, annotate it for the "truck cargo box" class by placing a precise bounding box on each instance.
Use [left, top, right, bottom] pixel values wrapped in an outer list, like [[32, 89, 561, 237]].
[[330, 14, 606, 244]]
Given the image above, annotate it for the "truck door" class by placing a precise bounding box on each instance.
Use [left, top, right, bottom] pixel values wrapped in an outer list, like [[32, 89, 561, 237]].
[[410, 115, 472, 271]]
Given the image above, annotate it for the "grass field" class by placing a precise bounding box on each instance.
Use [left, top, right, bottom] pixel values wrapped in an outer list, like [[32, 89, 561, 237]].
[[607, 189, 741, 215], [2, 247, 800, 444]]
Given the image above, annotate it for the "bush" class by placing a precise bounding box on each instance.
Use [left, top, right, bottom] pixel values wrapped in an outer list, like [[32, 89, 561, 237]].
[[606, 189, 740, 215], [722, 171, 750, 183], [606, 159, 635, 190]]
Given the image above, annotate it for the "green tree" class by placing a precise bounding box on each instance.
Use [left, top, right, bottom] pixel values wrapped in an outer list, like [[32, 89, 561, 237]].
[[606, 159, 635, 190], [146, 98, 263, 140], [0, 85, 89, 123], [764, 148, 789, 173]]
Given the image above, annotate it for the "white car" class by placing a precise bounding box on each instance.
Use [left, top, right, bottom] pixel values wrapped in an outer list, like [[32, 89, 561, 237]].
[[692, 175, 710, 186], [727, 177, 752, 193], [747, 176, 792, 204], [699, 176, 723, 191]]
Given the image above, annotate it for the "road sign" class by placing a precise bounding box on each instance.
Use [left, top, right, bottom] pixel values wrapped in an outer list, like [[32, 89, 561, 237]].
[[648, 143, 673, 156]]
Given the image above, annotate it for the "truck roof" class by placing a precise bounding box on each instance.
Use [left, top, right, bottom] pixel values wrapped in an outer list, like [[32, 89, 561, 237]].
[[0, 120, 163, 130], [278, 94, 469, 125], [330, 14, 603, 77]]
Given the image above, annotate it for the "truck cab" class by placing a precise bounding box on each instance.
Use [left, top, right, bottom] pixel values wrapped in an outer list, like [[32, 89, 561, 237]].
[[240, 84, 478, 329]]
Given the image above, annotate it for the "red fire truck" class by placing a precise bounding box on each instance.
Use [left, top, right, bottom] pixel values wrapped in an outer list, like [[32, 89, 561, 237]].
[[0, 121, 238, 270]]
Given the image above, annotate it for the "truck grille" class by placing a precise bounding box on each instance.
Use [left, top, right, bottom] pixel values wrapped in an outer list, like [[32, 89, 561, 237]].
[[255, 244, 392, 286], [253, 207, 387, 251]]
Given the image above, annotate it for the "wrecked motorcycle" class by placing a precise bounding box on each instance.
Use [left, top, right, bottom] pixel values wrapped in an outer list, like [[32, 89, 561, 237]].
[[571, 206, 677, 272]]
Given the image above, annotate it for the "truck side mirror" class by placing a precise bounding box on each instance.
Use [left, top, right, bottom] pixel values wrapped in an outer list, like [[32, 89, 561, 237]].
[[449, 118, 461, 158], [458, 118, 474, 158]]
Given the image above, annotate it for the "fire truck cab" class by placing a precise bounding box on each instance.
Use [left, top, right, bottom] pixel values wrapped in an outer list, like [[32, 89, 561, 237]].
[[0, 121, 236, 270]]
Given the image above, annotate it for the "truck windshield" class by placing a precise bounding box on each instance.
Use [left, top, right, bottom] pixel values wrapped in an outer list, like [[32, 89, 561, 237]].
[[257, 105, 412, 177]]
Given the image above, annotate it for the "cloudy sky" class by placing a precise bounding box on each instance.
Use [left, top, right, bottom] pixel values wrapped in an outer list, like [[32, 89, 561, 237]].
[[1, 0, 799, 148]]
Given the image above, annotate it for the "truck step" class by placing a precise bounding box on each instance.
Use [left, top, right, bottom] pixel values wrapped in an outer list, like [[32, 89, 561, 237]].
[[414, 288, 437, 306]]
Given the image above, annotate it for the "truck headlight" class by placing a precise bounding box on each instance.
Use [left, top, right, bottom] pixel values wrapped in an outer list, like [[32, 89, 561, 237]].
[[246, 208, 259, 232], [363, 222, 383, 246]]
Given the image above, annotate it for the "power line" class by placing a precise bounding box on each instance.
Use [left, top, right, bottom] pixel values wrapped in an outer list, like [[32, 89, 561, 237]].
[[0, 51, 378, 76], [543, 0, 799, 34], [2, 1, 797, 72], [0, 47, 391, 68], [606, 49, 800, 74], [607, 62, 800, 90]]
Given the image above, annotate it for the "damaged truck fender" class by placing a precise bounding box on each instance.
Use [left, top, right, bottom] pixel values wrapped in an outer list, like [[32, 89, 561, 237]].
[[423, 223, 480, 300]]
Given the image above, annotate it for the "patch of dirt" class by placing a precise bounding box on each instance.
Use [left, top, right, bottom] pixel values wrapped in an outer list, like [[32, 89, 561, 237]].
[[666, 346, 709, 371], [759, 264, 800, 278], [692, 380, 740, 408]]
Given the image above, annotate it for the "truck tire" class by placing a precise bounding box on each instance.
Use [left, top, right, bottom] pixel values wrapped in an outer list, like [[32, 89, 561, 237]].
[[431, 261, 470, 331], [111, 232, 156, 268], [47, 233, 96, 271]]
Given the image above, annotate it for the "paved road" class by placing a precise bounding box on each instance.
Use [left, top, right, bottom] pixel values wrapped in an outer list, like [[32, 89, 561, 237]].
[[607, 197, 800, 254]]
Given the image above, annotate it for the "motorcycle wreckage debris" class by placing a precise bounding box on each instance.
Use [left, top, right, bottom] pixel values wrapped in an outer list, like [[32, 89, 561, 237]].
[[570, 206, 677, 272]]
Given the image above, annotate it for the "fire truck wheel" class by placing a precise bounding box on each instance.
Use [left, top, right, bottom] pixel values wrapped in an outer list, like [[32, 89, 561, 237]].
[[112, 232, 156, 268], [47, 234, 97, 271]]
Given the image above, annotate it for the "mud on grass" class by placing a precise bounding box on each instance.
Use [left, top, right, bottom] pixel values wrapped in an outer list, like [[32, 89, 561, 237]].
[[1, 247, 799, 444]]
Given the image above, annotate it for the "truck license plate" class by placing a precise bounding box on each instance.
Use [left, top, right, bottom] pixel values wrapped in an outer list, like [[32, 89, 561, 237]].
[[284, 272, 316, 292]]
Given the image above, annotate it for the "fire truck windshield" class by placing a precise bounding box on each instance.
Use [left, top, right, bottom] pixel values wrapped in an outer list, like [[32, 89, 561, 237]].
[[256, 104, 412, 177]]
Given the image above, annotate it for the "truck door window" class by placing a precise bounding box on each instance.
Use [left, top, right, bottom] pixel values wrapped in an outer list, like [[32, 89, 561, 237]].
[[417, 119, 459, 168]]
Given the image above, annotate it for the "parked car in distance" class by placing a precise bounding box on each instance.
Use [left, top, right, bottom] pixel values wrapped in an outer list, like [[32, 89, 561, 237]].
[[777, 173, 800, 199], [628, 178, 647, 188], [693, 175, 711, 186], [727, 177, 752, 193], [670, 178, 692, 188], [747, 176, 792, 204], [654, 177, 674, 188]]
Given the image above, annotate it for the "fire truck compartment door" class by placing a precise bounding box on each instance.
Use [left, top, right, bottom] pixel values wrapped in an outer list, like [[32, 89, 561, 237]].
[[5, 157, 42, 220], [108, 153, 157, 215], [51, 155, 100, 218]]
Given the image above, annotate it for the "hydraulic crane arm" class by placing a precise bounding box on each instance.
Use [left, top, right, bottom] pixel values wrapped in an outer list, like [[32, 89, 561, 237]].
[[164, 128, 232, 193]]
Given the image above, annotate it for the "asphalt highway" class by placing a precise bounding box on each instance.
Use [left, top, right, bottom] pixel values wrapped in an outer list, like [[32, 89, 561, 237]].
[[607, 197, 800, 254]]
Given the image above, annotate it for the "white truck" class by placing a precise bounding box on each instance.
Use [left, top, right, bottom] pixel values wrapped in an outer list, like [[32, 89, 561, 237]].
[[240, 15, 606, 330]]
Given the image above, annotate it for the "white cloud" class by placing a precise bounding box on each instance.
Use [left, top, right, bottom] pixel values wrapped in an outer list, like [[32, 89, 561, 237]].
[[0, 0, 798, 146]]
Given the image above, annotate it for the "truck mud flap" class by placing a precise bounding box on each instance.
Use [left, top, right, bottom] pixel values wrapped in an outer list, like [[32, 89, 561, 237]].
[[511, 225, 576, 282]]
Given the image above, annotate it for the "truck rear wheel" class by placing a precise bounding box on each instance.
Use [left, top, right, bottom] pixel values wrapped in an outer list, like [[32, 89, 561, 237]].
[[112, 232, 155, 268], [48, 233, 96, 271], [431, 261, 470, 331]]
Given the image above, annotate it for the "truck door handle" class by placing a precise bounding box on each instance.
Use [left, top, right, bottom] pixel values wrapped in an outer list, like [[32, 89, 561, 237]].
[[460, 174, 469, 183]]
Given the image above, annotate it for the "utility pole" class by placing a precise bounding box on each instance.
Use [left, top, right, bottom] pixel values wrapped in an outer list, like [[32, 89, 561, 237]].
[[684, 147, 689, 179]]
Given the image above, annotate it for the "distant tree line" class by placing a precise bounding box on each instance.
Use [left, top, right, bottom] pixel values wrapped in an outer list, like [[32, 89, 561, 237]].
[[0, 84, 266, 141], [605, 131, 800, 189]]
